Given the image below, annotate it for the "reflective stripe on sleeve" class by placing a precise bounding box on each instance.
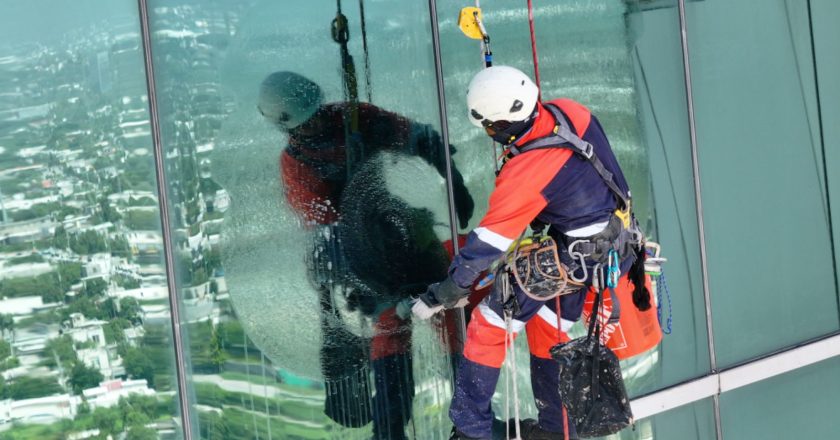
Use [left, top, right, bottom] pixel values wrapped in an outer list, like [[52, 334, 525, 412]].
[[474, 226, 515, 251]]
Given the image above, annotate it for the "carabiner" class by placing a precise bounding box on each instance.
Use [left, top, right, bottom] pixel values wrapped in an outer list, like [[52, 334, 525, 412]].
[[567, 239, 588, 283], [606, 249, 620, 288]]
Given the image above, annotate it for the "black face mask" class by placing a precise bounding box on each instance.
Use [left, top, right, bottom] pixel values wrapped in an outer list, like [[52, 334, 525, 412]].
[[486, 118, 535, 145], [475, 105, 538, 145]]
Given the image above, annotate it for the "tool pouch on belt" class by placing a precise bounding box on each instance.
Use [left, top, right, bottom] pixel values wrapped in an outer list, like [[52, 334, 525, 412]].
[[509, 235, 585, 301]]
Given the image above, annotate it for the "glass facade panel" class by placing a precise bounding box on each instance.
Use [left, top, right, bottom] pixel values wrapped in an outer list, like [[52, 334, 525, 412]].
[[616, 398, 715, 440], [720, 356, 840, 439], [686, 0, 840, 367], [0, 1, 180, 438], [811, 0, 840, 282], [1, 1, 839, 438], [623, 0, 710, 391], [148, 1, 463, 438]]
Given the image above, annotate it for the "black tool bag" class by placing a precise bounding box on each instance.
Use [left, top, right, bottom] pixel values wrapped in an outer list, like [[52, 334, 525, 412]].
[[549, 289, 633, 438]]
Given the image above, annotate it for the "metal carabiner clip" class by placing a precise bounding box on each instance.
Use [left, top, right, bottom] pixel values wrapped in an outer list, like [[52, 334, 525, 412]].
[[567, 239, 588, 283], [606, 249, 620, 288]]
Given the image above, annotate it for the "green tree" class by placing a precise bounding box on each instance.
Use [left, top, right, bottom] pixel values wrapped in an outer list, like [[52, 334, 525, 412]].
[[57, 262, 83, 289], [68, 362, 104, 394], [52, 225, 70, 249], [209, 324, 226, 372], [124, 210, 159, 230], [0, 356, 20, 372], [137, 325, 175, 390], [62, 297, 108, 321], [7, 376, 63, 400], [96, 198, 121, 224], [82, 277, 108, 298], [125, 425, 157, 440], [0, 314, 13, 339], [103, 318, 130, 344], [110, 235, 132, 257], [0, 340, 10, 361], [0, 273, 62, 302], [123, 347, 155, 387], [93, 406, 122, 437], [42, 335, 78, 369], [69, 230, 108, 254], [200, 411, 232, 439], [115, 274, 141, 289], [7, 253, 44, 265], [119, 297, 142, 322], [77, 401, 91, 415]]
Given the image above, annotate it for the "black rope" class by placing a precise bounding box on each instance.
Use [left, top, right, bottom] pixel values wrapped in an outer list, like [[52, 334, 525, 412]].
[[359, 0, 372, 102]]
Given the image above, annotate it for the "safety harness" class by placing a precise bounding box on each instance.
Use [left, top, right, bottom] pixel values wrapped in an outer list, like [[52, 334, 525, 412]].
[[513, 103, 644, 264], [500, 103, 651, 320]]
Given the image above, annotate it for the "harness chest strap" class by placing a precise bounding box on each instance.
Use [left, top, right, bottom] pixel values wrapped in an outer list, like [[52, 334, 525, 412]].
[[510, 103, 631, 213]]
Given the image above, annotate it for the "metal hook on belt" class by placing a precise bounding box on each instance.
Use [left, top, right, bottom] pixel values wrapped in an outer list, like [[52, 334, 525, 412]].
[[606, 249, 620, 288], [567, 239, 589, 283], [592, 263, 603, 293]]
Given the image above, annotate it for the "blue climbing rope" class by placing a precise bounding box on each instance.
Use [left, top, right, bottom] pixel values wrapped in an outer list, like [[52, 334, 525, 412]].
[[656, 269, 673, 334]]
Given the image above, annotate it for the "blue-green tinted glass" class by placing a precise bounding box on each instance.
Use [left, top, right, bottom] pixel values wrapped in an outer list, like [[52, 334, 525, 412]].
[[616, 398, 716, 440], [147, 0, 460, 438], [686, 0, 840, 367], [720, 357, 840, 439], [0, 1, 180, 438], [811, 0, 840, 281], [436, 0, 710, 400]]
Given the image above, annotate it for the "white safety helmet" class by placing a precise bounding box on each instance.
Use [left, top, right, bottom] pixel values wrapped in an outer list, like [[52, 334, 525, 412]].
[[258, 71, 323, 131], [466, 66, 539, 128]]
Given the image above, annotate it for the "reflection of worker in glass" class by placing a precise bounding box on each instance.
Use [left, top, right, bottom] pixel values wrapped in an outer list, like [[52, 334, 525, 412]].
[[258, 71, 474, 440]]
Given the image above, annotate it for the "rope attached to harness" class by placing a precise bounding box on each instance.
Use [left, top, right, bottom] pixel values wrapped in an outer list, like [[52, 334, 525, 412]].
[[554, 296, 571, 440], [499, 273, 523, 440], [526, 0, 541, 99]]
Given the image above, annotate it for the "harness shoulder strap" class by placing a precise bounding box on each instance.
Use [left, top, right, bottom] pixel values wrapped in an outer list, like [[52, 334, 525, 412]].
[[513, 103, 630, 210]]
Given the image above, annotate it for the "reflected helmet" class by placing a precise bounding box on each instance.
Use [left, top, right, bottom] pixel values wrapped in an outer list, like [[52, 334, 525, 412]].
[[258, 71, 323, 130], [466, 66, 539, 143]]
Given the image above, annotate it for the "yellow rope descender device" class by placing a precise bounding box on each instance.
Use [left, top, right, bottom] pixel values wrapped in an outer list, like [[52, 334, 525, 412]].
[[458, 5, 498, 171], [458, 6, 492, 67]]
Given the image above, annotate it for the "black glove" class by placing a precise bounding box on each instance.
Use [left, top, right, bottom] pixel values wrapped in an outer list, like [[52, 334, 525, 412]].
[[421, 276, 470, 309]]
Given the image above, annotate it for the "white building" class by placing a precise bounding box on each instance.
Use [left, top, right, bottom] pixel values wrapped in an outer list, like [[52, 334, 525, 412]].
[[82, 253, 113, 279], [0, 296, 44, 316], [126, 231, 163, 254], [0, 394, 77, 427], [110, 285, 168, 301], [64, 314, 107, 348], [83, 379, 154, 410], [0, 262, 53, 281], [0, 380, 153, 428], [0, 219, 56, 244], [64, 314, 122, 379], [11, 323, 59, 357]]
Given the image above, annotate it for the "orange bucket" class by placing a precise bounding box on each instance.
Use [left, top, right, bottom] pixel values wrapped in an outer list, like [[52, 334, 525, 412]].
[[581, 273, 662, 360]]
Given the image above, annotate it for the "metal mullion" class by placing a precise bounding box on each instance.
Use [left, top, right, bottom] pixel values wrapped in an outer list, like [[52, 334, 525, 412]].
[[631, 332, 840, 420], [676, 0, 720, 438], [137, 0, 193, 438], [427, 0, 467, 346]]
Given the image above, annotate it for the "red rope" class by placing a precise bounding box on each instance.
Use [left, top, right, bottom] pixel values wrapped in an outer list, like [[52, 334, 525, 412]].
[[527, 0, 542, 100], [555, 296, 570, 440]]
